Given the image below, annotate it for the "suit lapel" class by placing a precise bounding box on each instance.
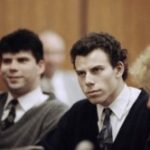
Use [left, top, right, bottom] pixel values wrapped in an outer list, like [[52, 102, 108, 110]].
[[0, 92, 8, 120]]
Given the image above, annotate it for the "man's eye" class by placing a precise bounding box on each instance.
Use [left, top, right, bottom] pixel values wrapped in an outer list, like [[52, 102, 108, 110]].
[[2, 59, 11, 64], [92, 67, 104, 73], [77, 71, 86, 77], [18, 58, 29, 63]]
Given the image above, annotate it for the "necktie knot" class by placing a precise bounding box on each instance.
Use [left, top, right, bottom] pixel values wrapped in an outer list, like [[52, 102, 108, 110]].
[[103, 108, 112, 122], [103, 108, 112, 116], [10, 99, 18, 105], [8, 99, 18, 108]]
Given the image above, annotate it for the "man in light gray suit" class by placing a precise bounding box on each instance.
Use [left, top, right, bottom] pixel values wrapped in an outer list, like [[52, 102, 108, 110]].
[[40, 31, 85, 106]]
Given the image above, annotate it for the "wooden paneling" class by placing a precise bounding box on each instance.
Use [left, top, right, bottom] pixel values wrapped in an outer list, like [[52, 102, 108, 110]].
[[87, 0, 150, 64], [0, 0, 150, 89], [0, 0, 82, 68], [0, 0, 82, 90]]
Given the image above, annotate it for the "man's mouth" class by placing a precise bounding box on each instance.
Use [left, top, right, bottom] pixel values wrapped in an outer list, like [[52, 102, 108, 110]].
[[86, 90, 102, 97]]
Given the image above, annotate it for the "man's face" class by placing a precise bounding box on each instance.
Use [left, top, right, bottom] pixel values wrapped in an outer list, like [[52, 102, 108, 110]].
[[0, 51, 45, 96], [44, 45, 65, 77], [75, 49, 124, 106], [40, 33, 65, 78]]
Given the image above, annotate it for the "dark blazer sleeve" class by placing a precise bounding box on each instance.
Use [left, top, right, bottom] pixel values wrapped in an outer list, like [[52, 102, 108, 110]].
[[37, 99, 92, 150], [37, 102, 79, 150], [145, 135, 150, 150]]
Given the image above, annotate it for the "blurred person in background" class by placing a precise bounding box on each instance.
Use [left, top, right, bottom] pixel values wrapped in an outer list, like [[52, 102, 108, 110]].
[[0, 29, 68, 149], [130, 46, 150, 108], [129, 46, 150, 150], [40, 31, 85, 106], [130, 46, 150, 96]]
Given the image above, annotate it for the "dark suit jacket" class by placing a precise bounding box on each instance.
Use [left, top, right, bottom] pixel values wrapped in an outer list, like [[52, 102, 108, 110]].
[[38, 89, 150, 150]]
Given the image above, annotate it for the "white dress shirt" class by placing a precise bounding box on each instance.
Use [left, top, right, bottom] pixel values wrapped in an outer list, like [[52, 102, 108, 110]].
[[2, 86, 48, 122], [97, 84, 141, 141]]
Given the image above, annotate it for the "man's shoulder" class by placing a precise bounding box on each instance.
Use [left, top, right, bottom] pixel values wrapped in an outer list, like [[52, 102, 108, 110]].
[[72, 98, 91, 106], [137, 88, 149, 101], [0, 91, 8, 101], [130, 88, 149, 112], [42, 98, 69, 111], [58, 99, 97, 127], [33, 99, 69, 125], [0, 91, 7, 96], [0, 92, 8, 111], [68, 99, 96, 114], [127, 86, 149, 102]]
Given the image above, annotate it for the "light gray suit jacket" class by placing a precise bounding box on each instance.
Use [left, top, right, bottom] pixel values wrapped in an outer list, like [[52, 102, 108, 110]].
[[41, 70, 85, 106]]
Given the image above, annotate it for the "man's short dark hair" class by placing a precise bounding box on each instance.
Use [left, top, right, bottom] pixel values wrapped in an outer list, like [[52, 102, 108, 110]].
[[0, 29, 43, 63], [70, 32, 128, 80]]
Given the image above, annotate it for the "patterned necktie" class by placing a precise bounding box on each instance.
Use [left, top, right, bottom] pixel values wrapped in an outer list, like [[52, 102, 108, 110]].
[[97, 108, 113, 150], [1, 99, 18, 130]]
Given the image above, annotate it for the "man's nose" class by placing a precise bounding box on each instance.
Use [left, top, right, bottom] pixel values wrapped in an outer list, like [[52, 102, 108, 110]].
[[9, 61, 18, 70], [85, 73, 94, 85]]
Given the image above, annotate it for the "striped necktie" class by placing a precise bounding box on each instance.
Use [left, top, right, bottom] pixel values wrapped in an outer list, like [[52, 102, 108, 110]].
[[97, 108, 113, 150], [1, 99, 18, 130]]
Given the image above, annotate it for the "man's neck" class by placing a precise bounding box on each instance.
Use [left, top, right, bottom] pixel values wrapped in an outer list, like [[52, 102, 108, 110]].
[[10, 86, 40, 99]]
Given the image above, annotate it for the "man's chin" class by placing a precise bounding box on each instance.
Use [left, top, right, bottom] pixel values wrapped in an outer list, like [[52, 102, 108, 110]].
[[8, 85, 22, 91], [88, 97, 107, 106], [88, 97, 100, 105]]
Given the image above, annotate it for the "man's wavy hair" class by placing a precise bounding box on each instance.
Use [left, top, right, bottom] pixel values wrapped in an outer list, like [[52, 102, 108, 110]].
[[70, 32, 128, 80]]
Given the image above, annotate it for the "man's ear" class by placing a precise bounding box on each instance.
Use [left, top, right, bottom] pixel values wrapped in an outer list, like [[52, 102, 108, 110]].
[[115, 61, 125, 78], [38, 60, 45, 75]]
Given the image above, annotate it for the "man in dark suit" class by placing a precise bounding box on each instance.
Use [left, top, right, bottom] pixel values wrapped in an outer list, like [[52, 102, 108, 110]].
[[38, 32, 150, 150]]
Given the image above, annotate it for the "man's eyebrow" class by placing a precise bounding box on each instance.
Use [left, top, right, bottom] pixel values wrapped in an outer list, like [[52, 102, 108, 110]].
[[76, 69, 84, 72]]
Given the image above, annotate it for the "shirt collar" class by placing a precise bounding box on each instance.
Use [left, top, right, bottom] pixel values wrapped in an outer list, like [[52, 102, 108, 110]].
[[109, 84, 130, 120], [7, 86, 48, 111], [97, 84, 130, 120], [5, 93, 14, 109]]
